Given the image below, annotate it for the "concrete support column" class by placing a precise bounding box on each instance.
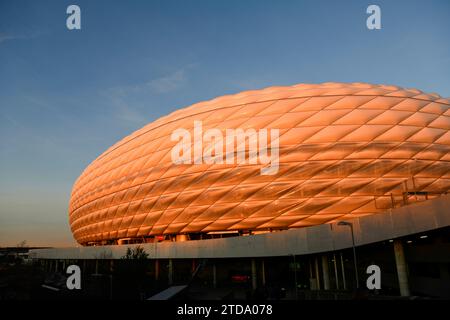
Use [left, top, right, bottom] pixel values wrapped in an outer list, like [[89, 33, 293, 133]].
[[55, 260, 58, 273], [321, 255, 330, 290], [251, 259, 257, 290], [340, 253, 347, 290], [393, 240, 410, 296], [82, 259, 87, 274], [308, 259, 314, 290], [314, 257, 320, 290], [261, 259, 266, 287], [212, 263, 217, 288], [192, 259, 196, 274], [333, 254, 339, 290], [168, 259, 173, 285], [155, 259, 159, 281]]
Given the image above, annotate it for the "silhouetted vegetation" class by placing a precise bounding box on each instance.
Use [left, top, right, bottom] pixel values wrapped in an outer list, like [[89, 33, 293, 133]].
[[113, 246, 150, 299]]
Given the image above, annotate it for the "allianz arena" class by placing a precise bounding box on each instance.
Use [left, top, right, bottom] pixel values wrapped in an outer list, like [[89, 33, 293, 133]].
[[69, 82, 450, 246]]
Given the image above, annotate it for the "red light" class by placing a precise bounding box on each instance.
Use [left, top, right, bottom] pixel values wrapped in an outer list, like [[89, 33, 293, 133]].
[[231, 275, 250, 283]]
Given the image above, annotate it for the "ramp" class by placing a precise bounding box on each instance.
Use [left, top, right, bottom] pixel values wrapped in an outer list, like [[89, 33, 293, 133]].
[[147, 285, 188, 300]]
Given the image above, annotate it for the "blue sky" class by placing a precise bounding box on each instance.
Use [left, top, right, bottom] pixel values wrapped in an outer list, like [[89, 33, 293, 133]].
[[0, 0, 449, 246]]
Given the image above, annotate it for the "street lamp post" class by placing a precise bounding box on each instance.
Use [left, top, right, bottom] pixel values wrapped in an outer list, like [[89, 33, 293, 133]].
[[338, 221, 359, 289]]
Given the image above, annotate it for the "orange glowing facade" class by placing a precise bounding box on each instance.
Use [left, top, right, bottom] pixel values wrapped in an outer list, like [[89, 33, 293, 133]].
[[69, 82, 450, 245]]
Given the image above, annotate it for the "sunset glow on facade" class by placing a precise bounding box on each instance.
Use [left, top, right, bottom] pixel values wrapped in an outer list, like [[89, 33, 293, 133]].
[[69, 83, 450, 245]]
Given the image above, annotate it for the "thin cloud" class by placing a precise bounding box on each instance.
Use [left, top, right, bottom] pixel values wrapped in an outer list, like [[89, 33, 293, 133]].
[[0, 30, 44, 44], [0, 33, 27, 44], [104, 64, 196, 126], [148, 69, 186, 93], [107, 64, 195, 98], [114, 103, 147, 126], [144, 63, 196, 94], [146, 63, 196, 94]]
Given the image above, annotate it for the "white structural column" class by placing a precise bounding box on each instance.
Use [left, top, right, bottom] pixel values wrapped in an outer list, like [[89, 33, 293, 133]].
[[314, 257, 320, 290], [333, 254, 339, 290], [340, 253, 347, 290], [321, 255, 330, 290], [155, 259, 159, 281], [212, 263, 217, 288], [393, 240, 410, 296], [168, 259, 173, 285], [261, 260, 266, 287], [251, 259, 257, 290]]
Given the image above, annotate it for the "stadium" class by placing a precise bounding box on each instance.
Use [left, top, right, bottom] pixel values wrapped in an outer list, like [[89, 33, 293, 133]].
[[31, 82, 450, 299], [69, 82, 450, 246]]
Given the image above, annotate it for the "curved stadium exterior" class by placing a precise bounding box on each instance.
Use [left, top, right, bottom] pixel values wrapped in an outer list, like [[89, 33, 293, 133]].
[[69, 82, 450, 246]]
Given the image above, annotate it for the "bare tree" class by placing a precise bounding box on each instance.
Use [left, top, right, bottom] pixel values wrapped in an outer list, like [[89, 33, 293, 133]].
[[17, 240, 27, 248]]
